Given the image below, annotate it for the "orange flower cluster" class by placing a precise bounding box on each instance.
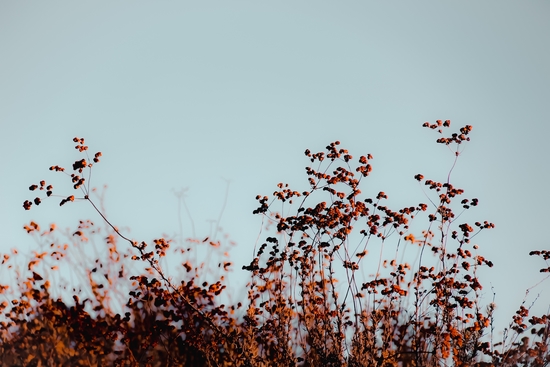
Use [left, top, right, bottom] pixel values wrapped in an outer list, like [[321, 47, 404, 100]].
[[23, 137, 102, 210]]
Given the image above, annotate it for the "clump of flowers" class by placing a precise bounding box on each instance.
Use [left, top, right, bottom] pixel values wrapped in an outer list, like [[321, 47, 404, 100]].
[[3, 122, 548, 366]]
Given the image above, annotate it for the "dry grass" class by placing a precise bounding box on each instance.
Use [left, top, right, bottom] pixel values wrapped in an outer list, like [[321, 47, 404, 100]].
[[5, 121, 549, 366]]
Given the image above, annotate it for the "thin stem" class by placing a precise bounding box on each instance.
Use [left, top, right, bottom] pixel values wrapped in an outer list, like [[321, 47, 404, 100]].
[[86, 197, 134, 245]]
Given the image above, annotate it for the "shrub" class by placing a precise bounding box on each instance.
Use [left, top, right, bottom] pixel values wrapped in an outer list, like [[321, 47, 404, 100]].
[[6, 121, 549, 366]]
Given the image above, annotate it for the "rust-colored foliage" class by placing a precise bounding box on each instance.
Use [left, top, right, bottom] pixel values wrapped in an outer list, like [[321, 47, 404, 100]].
[[6, 124, 550, 366]]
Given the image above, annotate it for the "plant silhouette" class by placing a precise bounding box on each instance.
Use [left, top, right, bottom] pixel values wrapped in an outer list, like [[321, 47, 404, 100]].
[[6, 122, 549, 366]]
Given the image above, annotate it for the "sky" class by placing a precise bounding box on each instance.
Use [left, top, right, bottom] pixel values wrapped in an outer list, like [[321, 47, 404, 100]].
[[1, 1, 549, 336]]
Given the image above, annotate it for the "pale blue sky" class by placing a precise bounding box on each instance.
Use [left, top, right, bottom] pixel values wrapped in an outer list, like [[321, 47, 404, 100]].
[[1, 1, 549, 334]]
